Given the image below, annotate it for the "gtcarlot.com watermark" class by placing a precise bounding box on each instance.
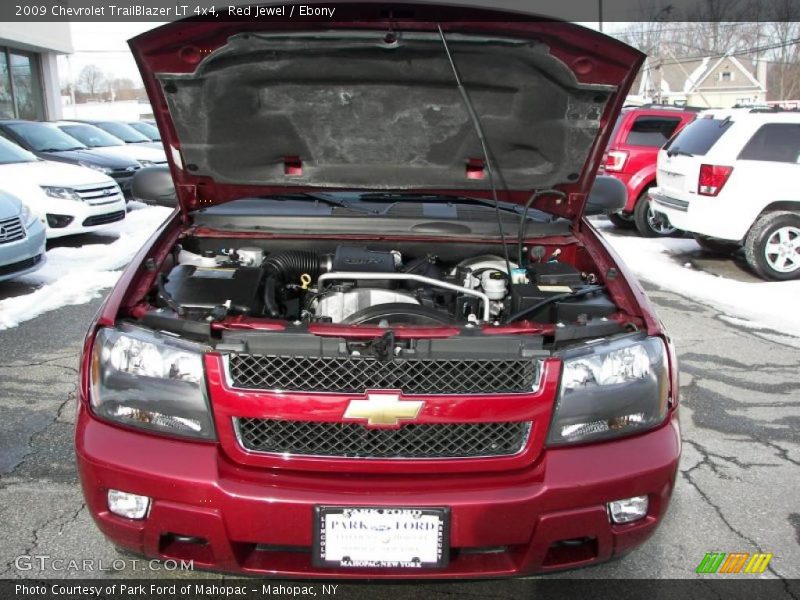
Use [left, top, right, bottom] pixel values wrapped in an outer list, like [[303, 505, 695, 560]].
[[14, 554, 194, 572]]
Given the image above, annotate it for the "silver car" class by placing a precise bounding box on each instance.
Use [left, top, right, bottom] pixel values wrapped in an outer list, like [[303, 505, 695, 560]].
[[0, 190, 46, 282]]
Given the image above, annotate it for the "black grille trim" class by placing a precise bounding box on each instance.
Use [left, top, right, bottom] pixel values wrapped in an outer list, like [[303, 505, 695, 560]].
[[82, 210, 126, 227], [227, 354, 538, 395], [0, 253, 41, 277], [235, 418, 532, 459]]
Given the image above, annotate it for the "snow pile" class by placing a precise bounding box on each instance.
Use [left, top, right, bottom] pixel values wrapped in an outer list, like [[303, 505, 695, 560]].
[[594, 220, 800, 338], [0, 206, 172, 329]]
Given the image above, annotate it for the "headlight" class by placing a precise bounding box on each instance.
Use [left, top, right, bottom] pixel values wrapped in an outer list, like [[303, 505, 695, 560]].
[[19, 204, 36, 226], [548, 335, 670, 445], [78, 161, 113, 174], [41, 186, 81, 202], [90, 326, 215, 440], [138, 159, 155, 167]]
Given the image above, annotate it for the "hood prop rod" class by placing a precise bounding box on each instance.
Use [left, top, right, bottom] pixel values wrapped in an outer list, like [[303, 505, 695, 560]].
[[437, 24, 514, 287]]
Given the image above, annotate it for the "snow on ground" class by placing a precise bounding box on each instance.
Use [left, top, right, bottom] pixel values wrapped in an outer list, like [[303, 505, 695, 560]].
[[0, 206, 171, 330], [592, 218, 800, 339]]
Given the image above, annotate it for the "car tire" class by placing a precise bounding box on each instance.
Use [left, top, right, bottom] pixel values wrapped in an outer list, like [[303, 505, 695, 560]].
[[693, 234, 741, 255], [744, 211, 800, 281], [633, 190, 677, 237], [608, 212, 636, 229]]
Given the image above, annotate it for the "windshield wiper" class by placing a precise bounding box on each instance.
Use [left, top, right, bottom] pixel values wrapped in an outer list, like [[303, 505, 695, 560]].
[[359, 192, 537, 218], [279, 193, 391, 215], [666, 146, 693, 158]]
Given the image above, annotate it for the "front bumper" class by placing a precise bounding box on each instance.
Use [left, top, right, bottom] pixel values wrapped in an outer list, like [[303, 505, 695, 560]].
[[45, 198, 127, 239], [76, 405, 681, 578], [0, 218, 46, 281]]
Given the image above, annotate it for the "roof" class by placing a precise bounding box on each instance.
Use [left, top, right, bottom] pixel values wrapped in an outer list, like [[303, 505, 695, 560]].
[[700, 108, 800, 122], [639, 55, 765, 98]]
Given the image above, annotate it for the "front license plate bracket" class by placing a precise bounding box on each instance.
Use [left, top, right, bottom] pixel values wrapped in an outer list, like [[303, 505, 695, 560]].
[[313, 506, 450, 569]]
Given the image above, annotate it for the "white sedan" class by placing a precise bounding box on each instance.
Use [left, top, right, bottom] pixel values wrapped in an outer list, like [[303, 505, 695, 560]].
[[0, 137, 126, 238]]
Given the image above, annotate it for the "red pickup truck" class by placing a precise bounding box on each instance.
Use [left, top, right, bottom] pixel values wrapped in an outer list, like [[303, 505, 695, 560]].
[[603, 105, 698, 236]]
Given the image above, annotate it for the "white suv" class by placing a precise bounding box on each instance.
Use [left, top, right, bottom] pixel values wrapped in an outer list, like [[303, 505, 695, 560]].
[[651, 108, 800, 280]]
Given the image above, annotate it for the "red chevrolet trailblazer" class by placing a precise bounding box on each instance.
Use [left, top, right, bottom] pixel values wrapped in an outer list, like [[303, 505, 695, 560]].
[[76, 3, 680, 578]]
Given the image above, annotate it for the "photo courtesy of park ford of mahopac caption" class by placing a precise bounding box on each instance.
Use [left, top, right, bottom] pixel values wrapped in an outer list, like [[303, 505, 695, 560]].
[[0, 1, 798, 600]]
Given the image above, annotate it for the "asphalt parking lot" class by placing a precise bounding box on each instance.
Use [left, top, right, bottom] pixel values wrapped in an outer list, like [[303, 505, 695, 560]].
[[0, 233, 798, 586]]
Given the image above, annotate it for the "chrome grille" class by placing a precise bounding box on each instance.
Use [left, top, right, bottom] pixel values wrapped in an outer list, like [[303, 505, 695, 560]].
[[235, 418, 531, 459], [74, 183, 124, 206], [227, 355, 538, 395], [110, 165, 140, 179], [0, 216, 25, 244]]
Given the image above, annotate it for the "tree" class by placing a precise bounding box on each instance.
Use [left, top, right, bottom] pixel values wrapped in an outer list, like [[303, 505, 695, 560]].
[[110, 77, 136, 92], [76, 65, 107, 100], [614, 0, 800, 103]]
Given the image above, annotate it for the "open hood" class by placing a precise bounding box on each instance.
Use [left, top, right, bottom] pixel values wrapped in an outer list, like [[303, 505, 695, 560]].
[[130, 3, 643, 220]]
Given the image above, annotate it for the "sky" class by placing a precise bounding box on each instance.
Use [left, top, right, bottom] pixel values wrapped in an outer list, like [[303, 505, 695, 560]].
[[60, 22, 165, 86]]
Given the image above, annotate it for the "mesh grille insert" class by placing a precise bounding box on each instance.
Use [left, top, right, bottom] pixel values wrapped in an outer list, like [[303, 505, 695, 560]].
[[228, 355, 537, 395], [236, 419, 531, 459]]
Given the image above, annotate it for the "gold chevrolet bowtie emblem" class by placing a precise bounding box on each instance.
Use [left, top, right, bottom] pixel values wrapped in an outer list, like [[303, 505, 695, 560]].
[[343, 393, 424, 427]]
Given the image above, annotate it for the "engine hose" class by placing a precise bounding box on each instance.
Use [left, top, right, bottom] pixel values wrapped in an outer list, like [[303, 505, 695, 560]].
[[264, 276, 281, 317], [262, 251, 326, 317], [263, 250, 324, 281]]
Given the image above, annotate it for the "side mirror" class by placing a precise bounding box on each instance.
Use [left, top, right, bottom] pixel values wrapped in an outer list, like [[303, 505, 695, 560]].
[[585, 175, 627, 216], [131, 166, 177, 207]]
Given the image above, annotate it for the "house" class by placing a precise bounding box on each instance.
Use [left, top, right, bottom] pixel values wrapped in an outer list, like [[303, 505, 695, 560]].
[[0, 23, 73, 120], [634, 55, 767, 108]]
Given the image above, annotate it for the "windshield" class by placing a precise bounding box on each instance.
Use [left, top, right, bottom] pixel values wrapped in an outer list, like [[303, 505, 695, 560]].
[[96, 122, 150, 143], [128, 121, 161, 141], [7, 122, 87, 152], [0, 136, 38, 164], [58, 123, 125, 148]]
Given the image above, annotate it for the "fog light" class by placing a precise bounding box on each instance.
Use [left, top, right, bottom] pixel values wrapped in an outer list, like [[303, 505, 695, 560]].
[[607, 495, 648, 524], [107, 489, 150, 519], [46, 214, 74, 228]]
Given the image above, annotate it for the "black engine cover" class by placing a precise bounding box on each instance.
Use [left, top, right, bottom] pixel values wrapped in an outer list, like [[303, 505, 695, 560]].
[[163, 265, 263, 316], [332, 246, 396, 272]]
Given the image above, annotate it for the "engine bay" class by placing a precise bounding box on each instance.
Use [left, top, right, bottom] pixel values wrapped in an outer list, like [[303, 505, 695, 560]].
[[147, 239, 622, 336]]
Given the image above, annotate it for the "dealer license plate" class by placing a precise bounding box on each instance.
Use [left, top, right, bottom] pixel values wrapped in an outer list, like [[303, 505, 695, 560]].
[[313, 506, 449, 569]]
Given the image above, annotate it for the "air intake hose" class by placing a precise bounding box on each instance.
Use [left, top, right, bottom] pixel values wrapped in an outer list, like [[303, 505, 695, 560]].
[[262, 251, 327, 317]]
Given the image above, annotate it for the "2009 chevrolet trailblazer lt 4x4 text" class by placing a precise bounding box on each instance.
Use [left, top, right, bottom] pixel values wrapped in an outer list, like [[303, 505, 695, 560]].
[[75, 4, 681, 577]]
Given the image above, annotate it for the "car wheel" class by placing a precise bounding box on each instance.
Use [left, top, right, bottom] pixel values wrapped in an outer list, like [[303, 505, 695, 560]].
[[608, 212, 636, 229], [633, 191, 677, 237], [693, 234, 741, 255], [744, 211, 800, 281]]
